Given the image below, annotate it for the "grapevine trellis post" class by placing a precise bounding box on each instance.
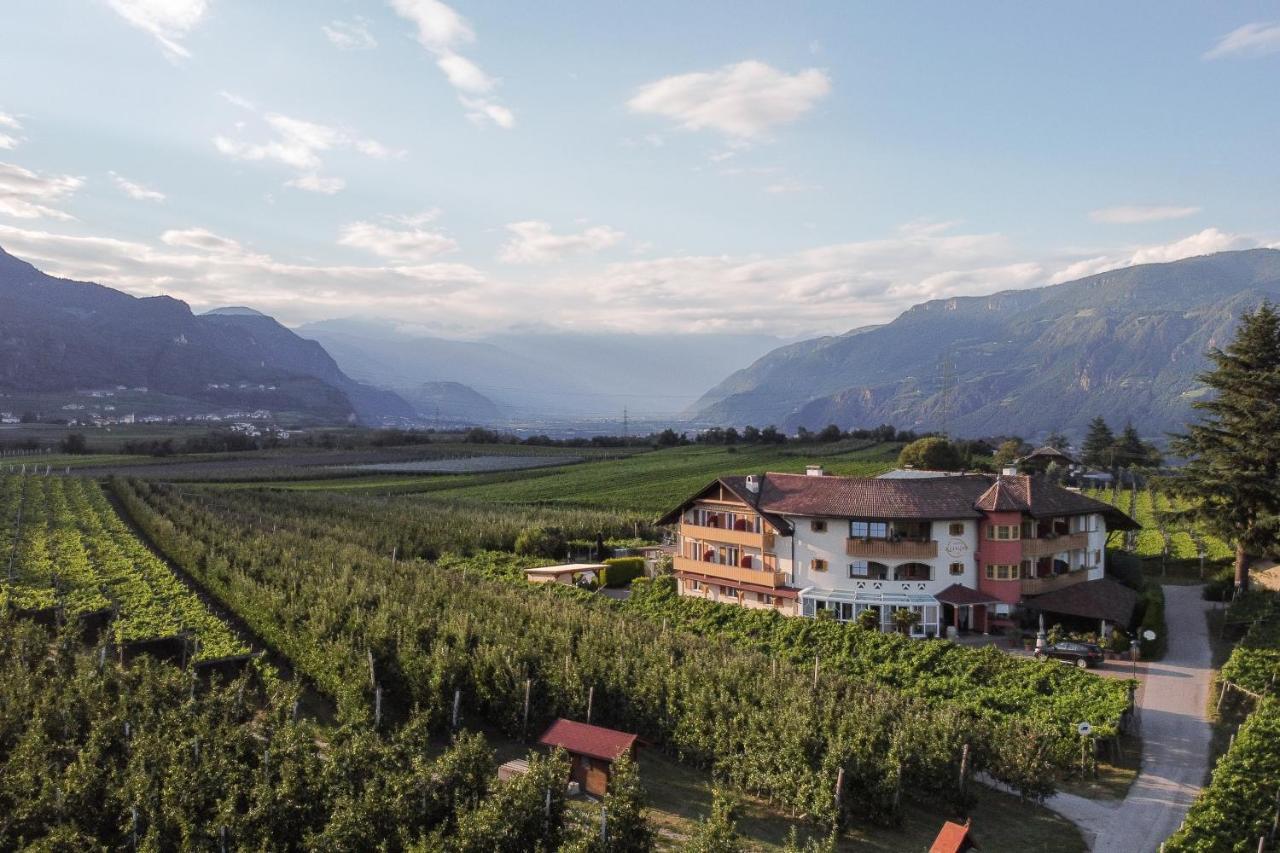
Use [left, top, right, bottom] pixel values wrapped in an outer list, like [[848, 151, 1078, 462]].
[[586, 685, 594, 724], [452, 689, 461, 728], [523, 678, 531, 738]]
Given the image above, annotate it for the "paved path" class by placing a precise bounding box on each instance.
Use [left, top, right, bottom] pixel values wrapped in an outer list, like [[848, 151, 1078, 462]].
[[1045, 585, 1215, 852]]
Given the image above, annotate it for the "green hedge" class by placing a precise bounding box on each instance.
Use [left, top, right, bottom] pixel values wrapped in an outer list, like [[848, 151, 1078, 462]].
[[1138, 582, 1166, 660], [601, 556, 645, 588]]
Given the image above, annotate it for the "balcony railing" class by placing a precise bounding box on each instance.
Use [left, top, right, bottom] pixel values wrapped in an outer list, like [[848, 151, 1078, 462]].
[[845, 538, 938, 559], [674, 555, 787, 588], [682, 523, 775, 551], [1021, 531, 1089, 559], [1021, 568, 1092, 595]]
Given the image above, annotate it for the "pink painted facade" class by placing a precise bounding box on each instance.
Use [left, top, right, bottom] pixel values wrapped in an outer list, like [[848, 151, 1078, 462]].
[[976, 510, 1023, 605]]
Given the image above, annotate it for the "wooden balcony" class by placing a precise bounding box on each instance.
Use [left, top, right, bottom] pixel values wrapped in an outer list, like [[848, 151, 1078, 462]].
[[682, 523, 774, 552], [1021, 531, 1089, 559], [845, 538, 938, 559], [1021, 569, 1091, 596], [674, 556, 787, 588]]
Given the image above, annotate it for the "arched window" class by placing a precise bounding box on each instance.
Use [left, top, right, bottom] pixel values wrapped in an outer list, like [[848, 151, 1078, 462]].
[[893, 562, 932, 581]]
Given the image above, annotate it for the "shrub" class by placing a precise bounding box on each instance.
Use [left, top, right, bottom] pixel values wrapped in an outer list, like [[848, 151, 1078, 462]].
[[601, 556, 645, 588], [1137, 582, 1166, 659], [897, 437, 963, 471], [514, 525, 567, 558]]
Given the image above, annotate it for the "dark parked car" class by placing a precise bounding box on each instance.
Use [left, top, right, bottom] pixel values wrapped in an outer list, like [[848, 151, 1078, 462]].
[[1034, 641, 1104, 668]]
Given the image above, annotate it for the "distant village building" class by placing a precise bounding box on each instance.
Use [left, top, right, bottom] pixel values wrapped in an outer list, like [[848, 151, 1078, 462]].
[[658, 467, 1138, 637], [1016, 445, 1077, 473]]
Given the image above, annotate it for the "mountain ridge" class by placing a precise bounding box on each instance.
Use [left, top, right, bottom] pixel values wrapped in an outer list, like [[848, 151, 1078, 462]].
[[0, 247, 414, 424], [691, 249, 1280, 439]]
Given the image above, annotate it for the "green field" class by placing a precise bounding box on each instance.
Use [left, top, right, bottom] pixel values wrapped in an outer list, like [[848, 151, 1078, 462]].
[[395, 442, 904, 515]]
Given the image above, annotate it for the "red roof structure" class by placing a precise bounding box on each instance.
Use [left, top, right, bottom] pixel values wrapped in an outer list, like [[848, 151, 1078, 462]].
[[935, 583, 1001, 606], [656, 472, 1136, 530], [538, 719, 638, 763], [930, 818, 978, 853]]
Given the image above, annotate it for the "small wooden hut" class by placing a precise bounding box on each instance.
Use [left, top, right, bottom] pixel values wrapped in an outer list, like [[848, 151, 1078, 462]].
[[537, 718, 638, 797]]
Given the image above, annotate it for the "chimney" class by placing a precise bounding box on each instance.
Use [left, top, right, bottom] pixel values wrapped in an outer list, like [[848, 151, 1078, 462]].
[[1001, 465, 1018, 477], [806, 465, 824, 477], [745, 474, 760, 493]]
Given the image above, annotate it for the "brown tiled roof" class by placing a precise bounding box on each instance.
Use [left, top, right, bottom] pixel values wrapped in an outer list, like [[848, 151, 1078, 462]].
[[538, 718, 637, 763], [1022, 577, 1139, 625], [975, 475, 1140, 529], [656, 472, 1138, 529], [1020, 445, 1078, 465], [744, 472, 992, 520], [974, 479, 1024, 512]]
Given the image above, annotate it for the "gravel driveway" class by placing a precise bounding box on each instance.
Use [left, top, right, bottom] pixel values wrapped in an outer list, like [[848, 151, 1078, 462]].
[[1045, 584, 1214, 852]]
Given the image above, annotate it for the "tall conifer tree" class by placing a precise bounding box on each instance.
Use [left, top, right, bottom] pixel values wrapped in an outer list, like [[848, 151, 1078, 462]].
[[1081, 416, 1116, 470], [1169, 302, 1280, 592]]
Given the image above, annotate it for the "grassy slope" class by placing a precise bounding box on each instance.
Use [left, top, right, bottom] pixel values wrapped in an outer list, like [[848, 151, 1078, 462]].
[[406, 442, 904, 515]]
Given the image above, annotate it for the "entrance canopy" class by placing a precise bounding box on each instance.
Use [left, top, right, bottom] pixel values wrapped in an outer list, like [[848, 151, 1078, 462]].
[[1022, 577, 1138, 626], [934, 583, 1001, 607]]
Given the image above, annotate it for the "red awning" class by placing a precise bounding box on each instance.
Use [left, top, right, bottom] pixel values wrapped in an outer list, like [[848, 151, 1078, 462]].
[[934, 583, 1001, 607], [676, 570, 800, 600]]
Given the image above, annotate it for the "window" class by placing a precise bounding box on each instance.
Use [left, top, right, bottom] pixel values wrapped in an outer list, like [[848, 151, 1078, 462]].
[[760, 593, 774, 605], [849, 560, 889, 579], [723, 586, 738, 599], [949, 562, 965, 576], [987, 524, 1021, 541], [690, 580, 701, 591], [811, 558, 828, 573], [894, 562, 931, 581], [850, 520, 890, 540], [984, 564, 1019, 580], [810, 519, 828, 533], [949, 522, 965, 536]]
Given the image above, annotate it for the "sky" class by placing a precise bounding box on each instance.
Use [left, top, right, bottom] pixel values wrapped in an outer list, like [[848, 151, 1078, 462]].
[[1, 1, 1278, 339]]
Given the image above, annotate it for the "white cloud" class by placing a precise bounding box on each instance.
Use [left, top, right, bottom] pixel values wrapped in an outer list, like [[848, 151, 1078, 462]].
[[628, 61, 831, 138], [0, 111, 23, 150], [0, 161, 83, 220], [1089, 205, 1200, 224], [1049, 228, 1261, 283], [109, 172, 166, 202], [389, 0, 514, 128], [338, 220, 458, 261], [1204, 22, 1280, 60], [105, 0, 209, 60], [213, 105, 394, 192], [764, 179, 820, 194], [323, 17, 377, 50], [499, 220, 625, 264], [436, 52, 494, 93], [390, 0, 473, 50], [460, 97, 515, 129], [0, 223, 485, 323], [285, 173, 346, 194], [160, 226, 243, 254]]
